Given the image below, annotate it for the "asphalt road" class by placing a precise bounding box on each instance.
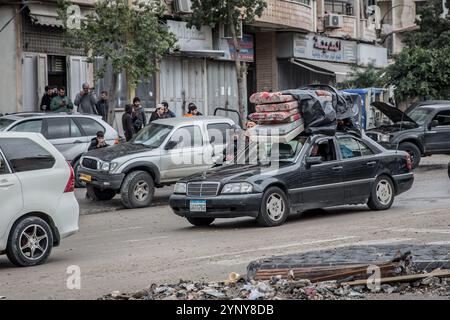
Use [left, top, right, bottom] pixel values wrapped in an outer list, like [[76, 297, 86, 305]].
[[1, 156, 450, 300]]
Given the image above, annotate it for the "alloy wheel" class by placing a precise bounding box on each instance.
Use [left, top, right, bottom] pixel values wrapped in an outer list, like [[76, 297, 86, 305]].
[[133, 180, 149, 201], [19, 225, 49, 261], [266, 193, 286, 221], [376, 179, 393, 205]]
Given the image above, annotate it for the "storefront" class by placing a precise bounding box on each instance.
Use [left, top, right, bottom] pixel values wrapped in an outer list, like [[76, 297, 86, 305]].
[[20, 3, 93, 112], [161, 20, 254, 118], [277, 33, 358, 89]]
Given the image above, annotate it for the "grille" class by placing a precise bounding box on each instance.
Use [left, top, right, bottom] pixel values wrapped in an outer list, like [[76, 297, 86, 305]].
[[187, 182, 220, 197], [82, 157, 98, 170]]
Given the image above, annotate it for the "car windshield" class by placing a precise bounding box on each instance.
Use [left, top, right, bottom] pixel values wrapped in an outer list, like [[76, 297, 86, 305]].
[[0, 118, 14, 131], [131, 123, 173, 148], [234, 135, 307, 165], [406, 108, 432, 125]]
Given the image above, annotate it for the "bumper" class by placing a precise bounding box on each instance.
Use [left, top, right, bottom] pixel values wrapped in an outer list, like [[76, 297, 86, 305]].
[[77, 167, 125, 190], [169, 193, 263, 219], [53, 193, 79, 244], [393, 173, 414, 195]]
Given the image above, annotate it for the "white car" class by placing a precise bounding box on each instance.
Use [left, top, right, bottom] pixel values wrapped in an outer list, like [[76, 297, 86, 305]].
[[0, 132, 79, 267]]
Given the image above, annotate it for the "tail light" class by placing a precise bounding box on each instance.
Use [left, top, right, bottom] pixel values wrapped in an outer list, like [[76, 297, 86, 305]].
[[64, 161, 75, 193], [405, 154, 413, 172]]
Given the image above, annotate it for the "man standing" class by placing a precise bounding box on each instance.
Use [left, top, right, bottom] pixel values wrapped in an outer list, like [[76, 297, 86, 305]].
[[96, 91, 109, 122], [132, 97, 146, 133], [74, 83, 98, 114], [40, 86, 55, 112], [50, 87, 74, 112], [161, 101, 176, 118], [149, 104, 166, 122], [185, 103, 203, 117], [122, 104, 135, 142]]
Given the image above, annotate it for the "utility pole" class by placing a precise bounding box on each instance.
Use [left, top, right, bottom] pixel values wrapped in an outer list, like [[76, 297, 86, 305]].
[[126, 0, 135, 103]]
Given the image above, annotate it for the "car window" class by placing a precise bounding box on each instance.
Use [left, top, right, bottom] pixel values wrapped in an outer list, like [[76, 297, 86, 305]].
[[0, 138, 55, 172], [207, 123, 231, 144], [132, 123, 173, 148], [0, 151, 8, 174], [0, 118, 15, 131], [338, 137, 363, 159], [10, 119, 43, 133], [406, 108, 432, 125], [358, 140, 374, 156], [46, 118, 70, 140], [169, 126, 203, 149], [432, 110, 450, 126], [309, 139, 337, 162], [76, 117, 105, 136], [70, 119, 82, 137]]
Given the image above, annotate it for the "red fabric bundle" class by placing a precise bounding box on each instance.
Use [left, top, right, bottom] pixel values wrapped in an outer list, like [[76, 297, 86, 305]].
[[250, 92, 295, 105], [255, 101, 299, 112], [249, 108, 299, 122]]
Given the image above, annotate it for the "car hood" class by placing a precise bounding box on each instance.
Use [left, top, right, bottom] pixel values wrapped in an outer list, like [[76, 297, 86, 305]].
[[371, 102, 417, 125], [85, 143, 153, 162], [183, 162, 290, 183]]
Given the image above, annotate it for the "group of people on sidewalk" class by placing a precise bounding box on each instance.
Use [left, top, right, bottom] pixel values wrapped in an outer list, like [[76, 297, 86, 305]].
[[121, 101, 203, 141], [40, 83, 110, 122]]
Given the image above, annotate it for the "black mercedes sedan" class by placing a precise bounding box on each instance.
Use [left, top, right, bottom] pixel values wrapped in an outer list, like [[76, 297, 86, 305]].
[[169, 132, 414, 227]]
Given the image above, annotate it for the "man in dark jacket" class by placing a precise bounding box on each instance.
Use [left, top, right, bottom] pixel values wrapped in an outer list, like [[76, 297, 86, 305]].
[[161, 101, 176, 118], [132, 97, 146, 133], [122, 104, 135, 142], [40, 86, 55, 112], [96, 91, 109, 122], [149, 104, 166, 122], [88, 131, 109, 151]]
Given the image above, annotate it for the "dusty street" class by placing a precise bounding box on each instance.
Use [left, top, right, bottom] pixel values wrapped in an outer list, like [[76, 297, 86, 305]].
[[1, 156, 449, 300]]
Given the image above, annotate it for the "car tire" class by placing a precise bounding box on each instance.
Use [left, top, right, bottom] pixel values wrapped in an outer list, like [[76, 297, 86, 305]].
[[73, 159, 86, 188], [186, 217, 215, 227], [257, 187, 289, 227], [120, 171, 155, 209], [86, 185, 116, 201], [367, 175, 395, 211], [6, 217, 54, 267], [398, 142, 421, 169]]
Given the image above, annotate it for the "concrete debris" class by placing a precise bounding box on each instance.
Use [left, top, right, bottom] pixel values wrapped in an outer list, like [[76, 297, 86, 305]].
[[100, 275, 450, 300]]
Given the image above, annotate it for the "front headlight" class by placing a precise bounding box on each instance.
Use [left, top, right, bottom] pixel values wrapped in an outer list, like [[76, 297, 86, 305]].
[[380, 134, 391, 143], [221, 182, 253, 194], [101, 162, 111, 172], [174, 182, 187, 194]]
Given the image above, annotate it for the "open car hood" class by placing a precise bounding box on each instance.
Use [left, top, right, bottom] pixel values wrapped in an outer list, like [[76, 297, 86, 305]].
[[371, 102, 417, 125]]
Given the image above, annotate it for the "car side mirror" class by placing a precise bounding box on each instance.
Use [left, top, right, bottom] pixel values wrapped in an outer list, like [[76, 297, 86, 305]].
[[305, 156, 323, 167], [210, 136, 215, 144], [164, 140, 178, 150], [428, 120, 439, 130]]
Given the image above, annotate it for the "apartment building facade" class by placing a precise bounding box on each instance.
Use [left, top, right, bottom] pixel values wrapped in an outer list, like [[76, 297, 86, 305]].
[[1, 0, 393, 116]]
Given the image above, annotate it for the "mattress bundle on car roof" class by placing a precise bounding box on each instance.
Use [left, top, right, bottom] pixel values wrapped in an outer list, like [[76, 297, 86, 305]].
[[247, 88, 336, 142]]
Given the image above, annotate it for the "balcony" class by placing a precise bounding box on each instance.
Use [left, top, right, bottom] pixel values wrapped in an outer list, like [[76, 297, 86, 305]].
[[253, 0, 314, 32], [324, 0, 354, 16]]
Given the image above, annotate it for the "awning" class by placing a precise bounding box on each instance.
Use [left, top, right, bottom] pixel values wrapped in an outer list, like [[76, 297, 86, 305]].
[[27, 3, 90, 28], [290, 58, 355, 83], [179, 50, 226, 58]]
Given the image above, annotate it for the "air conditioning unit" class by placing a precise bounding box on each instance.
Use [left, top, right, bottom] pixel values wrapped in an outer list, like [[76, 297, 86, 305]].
[[324, 14, 342, 29], [220, 21, 243, 39], [173, 0, 193, 14]]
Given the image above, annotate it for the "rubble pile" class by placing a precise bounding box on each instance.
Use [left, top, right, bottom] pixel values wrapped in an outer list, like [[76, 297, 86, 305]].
[[101, 274, 450, 301]]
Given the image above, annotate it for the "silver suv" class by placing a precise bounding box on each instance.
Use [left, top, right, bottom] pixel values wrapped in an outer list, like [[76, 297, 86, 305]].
[[78, 116, 236, 209], [0, 113, 119, 187]]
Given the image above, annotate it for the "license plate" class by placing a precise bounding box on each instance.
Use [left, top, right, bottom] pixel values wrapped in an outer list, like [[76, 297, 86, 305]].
[[190, 200, 206, 212], [79, 174, 92, 182]]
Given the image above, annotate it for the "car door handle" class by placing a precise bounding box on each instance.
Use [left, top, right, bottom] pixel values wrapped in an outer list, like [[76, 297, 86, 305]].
[[73, 140, 84, 144], [332, 166, 343, 171], [0, 179, 13, 188], [366, 161, 377, 167]]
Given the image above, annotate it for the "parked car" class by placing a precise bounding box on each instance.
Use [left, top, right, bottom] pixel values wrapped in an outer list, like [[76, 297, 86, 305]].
[[169, 132, 414, 227], [366, 102, 450, 168], [0, 112, 119, 187], [78, 116, 237, 209], [0, 132, 79, 266]]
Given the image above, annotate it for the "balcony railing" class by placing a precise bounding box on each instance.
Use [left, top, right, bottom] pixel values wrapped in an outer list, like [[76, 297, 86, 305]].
[[324, 0, 354, 16]]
